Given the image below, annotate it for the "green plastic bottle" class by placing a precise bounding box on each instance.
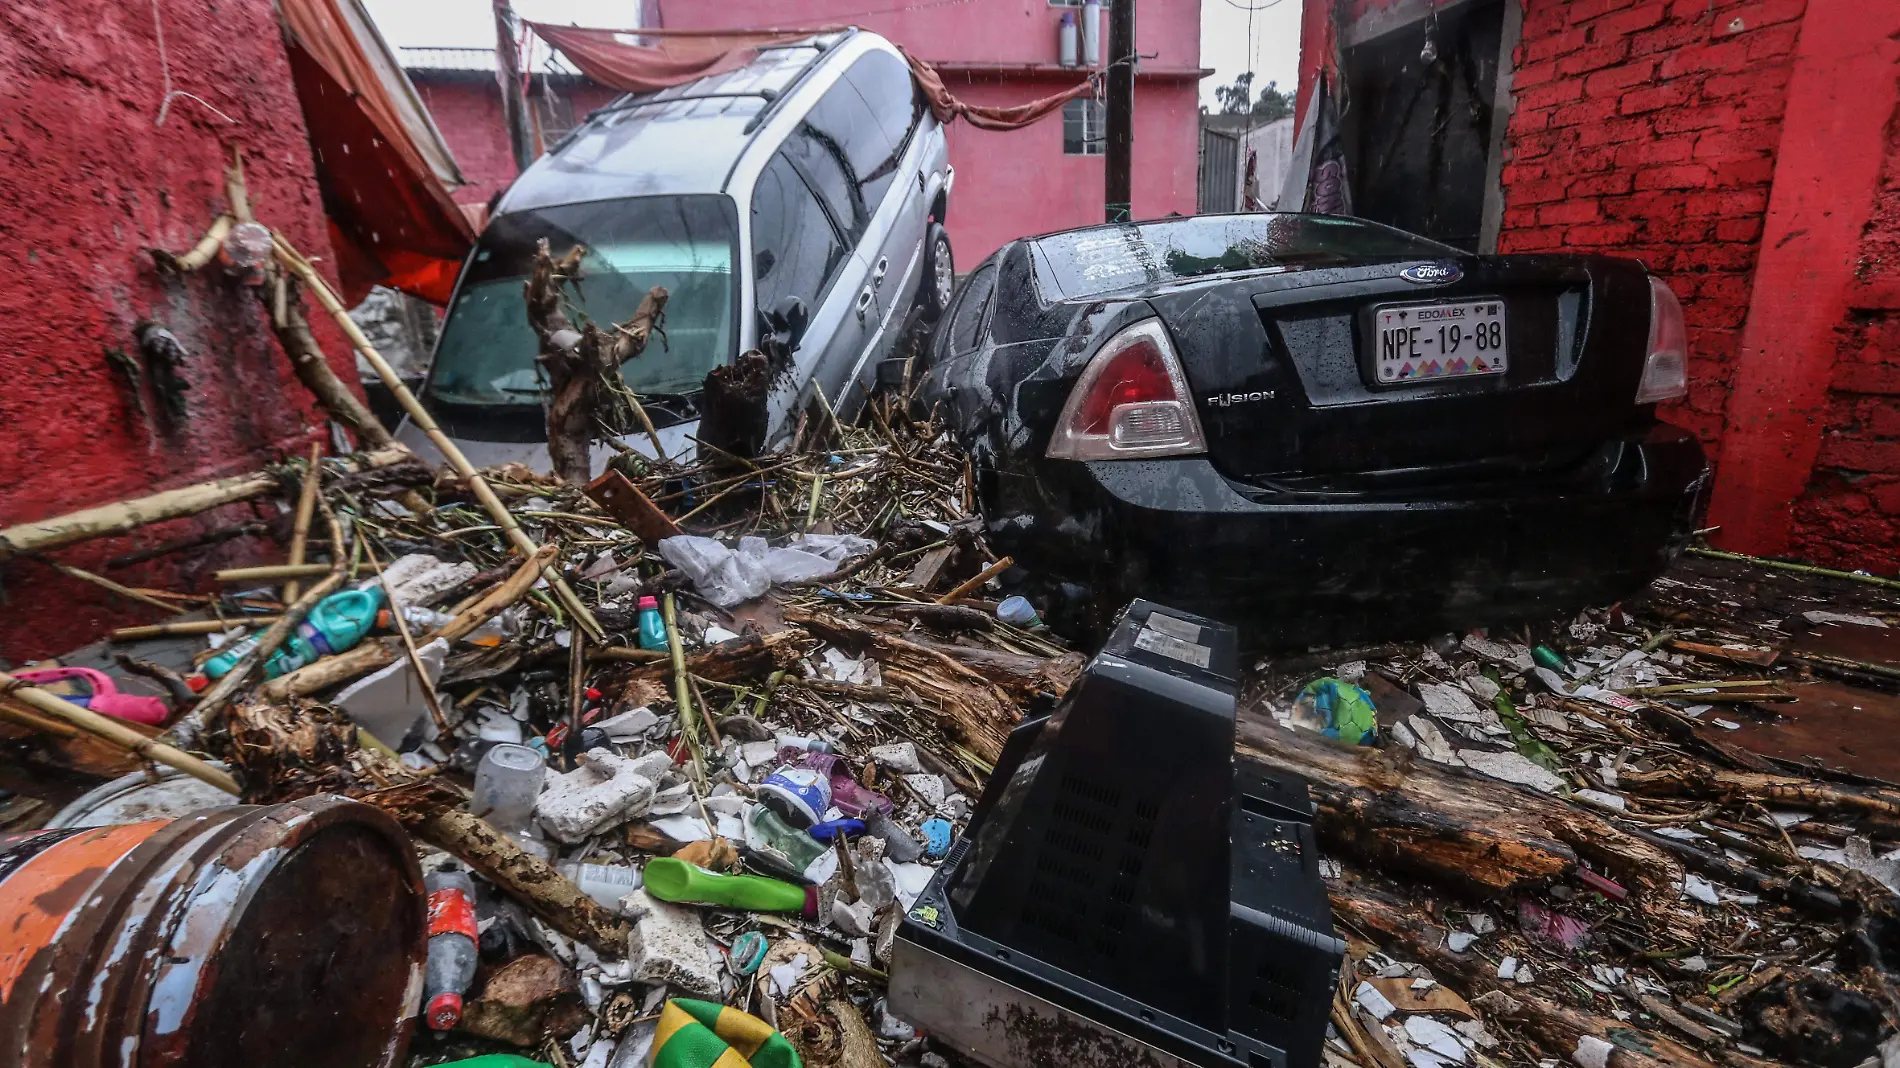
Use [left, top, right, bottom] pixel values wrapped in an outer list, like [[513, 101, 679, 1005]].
[[636, 595, 667, 652], [203, 585, 387, 680], [643, 857, 816, 917]]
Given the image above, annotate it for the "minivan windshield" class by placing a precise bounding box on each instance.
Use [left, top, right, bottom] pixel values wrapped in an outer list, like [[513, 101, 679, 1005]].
[[1030, 213, 1459, 300], [429, 195, 739, 408]]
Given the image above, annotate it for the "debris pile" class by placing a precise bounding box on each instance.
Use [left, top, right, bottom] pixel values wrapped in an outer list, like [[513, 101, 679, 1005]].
[[1247, 554, 1900, 1068], [8, 148, 1900, 1067]]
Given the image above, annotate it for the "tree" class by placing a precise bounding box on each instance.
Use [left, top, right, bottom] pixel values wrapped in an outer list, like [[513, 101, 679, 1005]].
[[1214, 71, 1255, 115], [1251, 79, 1293, 122]]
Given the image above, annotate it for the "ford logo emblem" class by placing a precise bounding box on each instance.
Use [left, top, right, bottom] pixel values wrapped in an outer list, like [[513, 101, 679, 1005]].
[[1400, 262, 1462, 285]]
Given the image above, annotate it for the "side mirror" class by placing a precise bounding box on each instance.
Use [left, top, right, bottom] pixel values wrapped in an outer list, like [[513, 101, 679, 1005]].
[[764, 295, 809, 352]]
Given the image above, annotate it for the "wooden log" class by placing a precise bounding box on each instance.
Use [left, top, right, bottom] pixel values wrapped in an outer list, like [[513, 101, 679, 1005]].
[[261, 273, 395, 450], [1619, 765, 1900, 821], [0, 672, 239, 795], [0, 445, 410, 560], [262, 545, 558, 699], [365, 781, 631, 957], [904, 637, 1086, 702], [1235, 714, 1685, 909], [613, 630, 805, 687], [935, 556, 1013, 605]]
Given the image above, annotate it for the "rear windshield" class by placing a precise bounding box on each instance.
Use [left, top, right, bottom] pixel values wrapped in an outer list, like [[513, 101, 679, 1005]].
[[428, 195, 739, 407], [1030, 213, 1457, 301]]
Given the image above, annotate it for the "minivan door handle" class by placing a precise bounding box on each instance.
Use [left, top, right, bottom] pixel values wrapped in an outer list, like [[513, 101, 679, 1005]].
[[856, 286, 874, 321], [872, 258, 889, 287]]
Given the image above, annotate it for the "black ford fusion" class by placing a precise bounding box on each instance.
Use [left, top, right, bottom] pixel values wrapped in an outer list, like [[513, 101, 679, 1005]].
[[916, 213, 1710, 647]]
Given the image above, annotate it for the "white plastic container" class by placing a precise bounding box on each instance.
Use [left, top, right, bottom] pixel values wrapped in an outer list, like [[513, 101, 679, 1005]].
[[473, 742, 546, 834], [557, 861, 643, 911]]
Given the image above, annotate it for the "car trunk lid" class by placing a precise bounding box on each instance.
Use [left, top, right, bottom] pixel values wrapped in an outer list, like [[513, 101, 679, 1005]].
[[1150, 256, 1654, 485]]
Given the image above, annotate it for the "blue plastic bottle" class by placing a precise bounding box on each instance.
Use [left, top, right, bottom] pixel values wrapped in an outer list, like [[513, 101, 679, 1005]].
[[203, 585, 387, 679], [636, 595, 668, 651]]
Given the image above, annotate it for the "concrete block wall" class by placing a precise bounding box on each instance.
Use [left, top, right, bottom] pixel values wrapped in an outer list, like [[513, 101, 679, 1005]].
[[1495, 0, 1807, 462]]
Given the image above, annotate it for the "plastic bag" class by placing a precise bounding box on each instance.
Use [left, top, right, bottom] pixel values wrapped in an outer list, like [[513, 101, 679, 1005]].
[[658, 533, 875, 606], [658, 536, 772, 607]]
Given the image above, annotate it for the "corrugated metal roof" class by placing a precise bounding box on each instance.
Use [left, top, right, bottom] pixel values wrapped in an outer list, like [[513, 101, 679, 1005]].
[[400, 45, 583, 77]]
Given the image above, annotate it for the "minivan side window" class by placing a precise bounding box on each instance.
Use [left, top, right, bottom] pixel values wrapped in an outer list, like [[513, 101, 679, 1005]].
[[842, 51, 922, 205], [752, 154, 847, 317], [795, 58, 908, 243], [950, 263, 998, 354]]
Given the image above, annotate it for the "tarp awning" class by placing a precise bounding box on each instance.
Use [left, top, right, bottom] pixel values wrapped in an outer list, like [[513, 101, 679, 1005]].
[[277, 0, 477, 305], [525, 23, 1094, 133]]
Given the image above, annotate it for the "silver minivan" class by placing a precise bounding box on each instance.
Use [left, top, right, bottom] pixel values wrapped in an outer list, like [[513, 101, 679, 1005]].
[[399, 29, 955, 473]]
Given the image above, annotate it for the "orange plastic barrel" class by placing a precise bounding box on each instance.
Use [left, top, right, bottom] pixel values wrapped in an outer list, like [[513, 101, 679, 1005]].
[[0, 795, 425, 1068]]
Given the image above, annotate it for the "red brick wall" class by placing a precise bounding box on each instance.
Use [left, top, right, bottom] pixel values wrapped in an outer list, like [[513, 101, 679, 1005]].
[[1788, 100, 1900, 571], [1496, 0, 1807, 462], [0, 0, 351, 662], [414, 74, 621, 208]]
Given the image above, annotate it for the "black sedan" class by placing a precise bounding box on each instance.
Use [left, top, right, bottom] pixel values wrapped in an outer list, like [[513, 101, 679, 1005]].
[[916, 213, 1710, 648]]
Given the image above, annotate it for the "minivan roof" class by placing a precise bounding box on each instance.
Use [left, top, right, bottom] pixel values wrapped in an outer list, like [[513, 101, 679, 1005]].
[[496, 31, 852, 215]]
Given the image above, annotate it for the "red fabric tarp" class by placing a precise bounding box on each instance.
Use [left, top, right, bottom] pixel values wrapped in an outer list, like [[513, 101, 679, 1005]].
[[279, 0, 477, 305], [525, 23, 1093, 132]]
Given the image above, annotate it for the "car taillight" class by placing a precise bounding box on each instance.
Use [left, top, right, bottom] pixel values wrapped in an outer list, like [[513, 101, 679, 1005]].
[[1636, 276, 1688, 404], [1047, 319, 1207, 460]]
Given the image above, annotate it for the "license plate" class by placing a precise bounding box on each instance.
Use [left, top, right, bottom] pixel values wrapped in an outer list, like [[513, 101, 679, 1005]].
[[1373, 300, 1508, 384]]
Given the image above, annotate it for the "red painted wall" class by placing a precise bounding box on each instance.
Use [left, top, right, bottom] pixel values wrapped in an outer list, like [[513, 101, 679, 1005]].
[[1787, 95, 1900, 571], [0, 0, 351, 662]]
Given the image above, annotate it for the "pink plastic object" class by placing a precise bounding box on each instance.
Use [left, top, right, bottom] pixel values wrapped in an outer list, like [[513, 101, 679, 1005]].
[[12, 667, 170, 726]]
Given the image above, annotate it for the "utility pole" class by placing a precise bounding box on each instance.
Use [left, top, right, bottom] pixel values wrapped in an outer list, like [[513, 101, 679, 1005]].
[[1104, 0, 1134, 223], [493, 0, 536, 172]]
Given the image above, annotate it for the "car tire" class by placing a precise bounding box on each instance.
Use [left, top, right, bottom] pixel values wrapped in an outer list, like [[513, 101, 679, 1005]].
[[920, 224, 953, 322]]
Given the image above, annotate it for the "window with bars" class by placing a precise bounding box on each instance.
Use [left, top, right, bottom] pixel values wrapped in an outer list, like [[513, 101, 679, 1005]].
[[1062, 98, 1105, 156]]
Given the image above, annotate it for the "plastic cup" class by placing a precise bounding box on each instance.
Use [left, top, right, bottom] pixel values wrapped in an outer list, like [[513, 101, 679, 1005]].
[[473, 743, 546, 834]]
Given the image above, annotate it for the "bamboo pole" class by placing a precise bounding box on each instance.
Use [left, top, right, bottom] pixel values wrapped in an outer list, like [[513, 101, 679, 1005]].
[[42, 560, 181, 614], [213, 562, 378, 583], [0, 445, 410, 560], [112, 617, 283, 641], [270, 232, 604, 641], [1687, 546, 1900, 591], [0, 672, 239, 794], [284, 443, 323, 603]]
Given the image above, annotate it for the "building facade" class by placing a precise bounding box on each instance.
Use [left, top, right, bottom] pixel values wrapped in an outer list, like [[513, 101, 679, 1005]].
[[408, 2, 1207, 266], [0, 0, 355, 662], [1295, 0, 1900, 569]]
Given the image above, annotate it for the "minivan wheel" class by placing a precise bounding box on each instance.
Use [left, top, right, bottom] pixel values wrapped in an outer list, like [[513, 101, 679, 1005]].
[[921, 224, 953, 321]]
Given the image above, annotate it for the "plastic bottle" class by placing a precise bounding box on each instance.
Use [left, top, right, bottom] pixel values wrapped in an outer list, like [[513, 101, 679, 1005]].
[[423, 869, 479, 1030], [643, 857, 817, 917], [378, 605, 456, 632], [202, 585, 386, 680], [556, 861, 641, 911], [997, 596, 1042, 629], [636, 595, 668, 651], [745, 803, 829, 870]]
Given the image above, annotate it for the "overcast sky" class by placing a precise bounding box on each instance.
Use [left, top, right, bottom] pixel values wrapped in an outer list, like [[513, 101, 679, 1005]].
[[362, 0, 1303, 110]]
